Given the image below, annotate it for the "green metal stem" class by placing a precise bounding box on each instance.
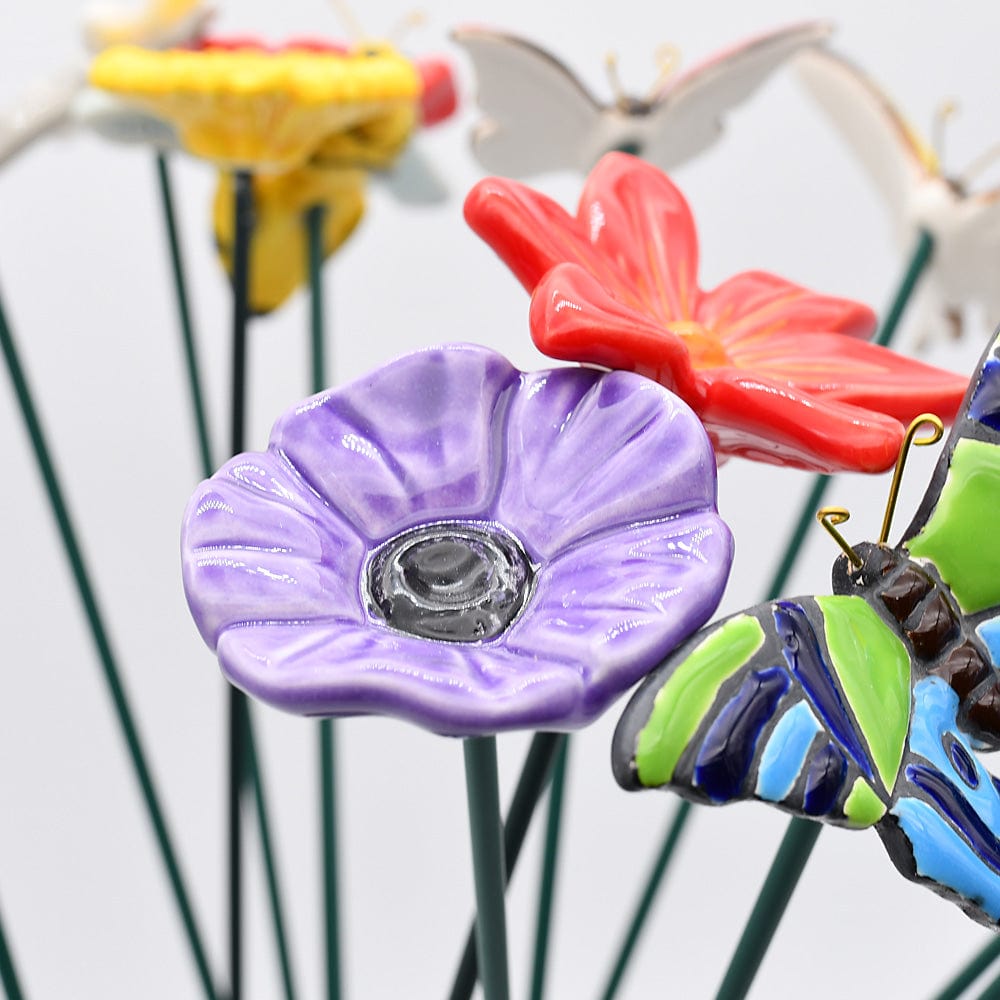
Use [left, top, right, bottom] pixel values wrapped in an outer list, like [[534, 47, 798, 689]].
[[306, 204, 327, 394], [933, 937, 1000, 1000], [597, 800, 692, 1000], [976, 970, 1000, 1000], [154, 153, 212, 477], [463, 736, 510, 1000], [0, 288, 218, 998], [448, 732, 564, 1000], [714, 819, 822, 1000], [320, 722, 342, 1000], [241, 700, 298, 1000], [228, 169, 255, 1000], [0, 897, 24, 1000], [528, 737, 570, 1000], [711, 227, 936, 1000], [304, 202, 343, 1000]]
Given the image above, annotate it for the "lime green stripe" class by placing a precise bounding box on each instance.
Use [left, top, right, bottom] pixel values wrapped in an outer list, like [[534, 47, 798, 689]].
[[815, 595, 909, 791], [635, 615, 765, 787], [843, 777, 887, 828], [906, 438, 1000, 614]]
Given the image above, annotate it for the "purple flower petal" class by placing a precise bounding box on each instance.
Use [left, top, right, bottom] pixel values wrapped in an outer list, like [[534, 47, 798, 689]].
[[503, 511, 733, 720], [274, 344, 519, 541], [496, 366, 718, 558], [181, 344, 734, 735], [183, 452, 367, 646], [216, 621, 583, 736]]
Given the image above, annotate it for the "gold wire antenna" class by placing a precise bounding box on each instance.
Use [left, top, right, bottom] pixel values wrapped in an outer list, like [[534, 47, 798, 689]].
[[604, 51, 627, 105], [647, 42, 681, 96], [932, 98, 959, 168], [878, 413, 945, 544], [817, 507, 863, 568]]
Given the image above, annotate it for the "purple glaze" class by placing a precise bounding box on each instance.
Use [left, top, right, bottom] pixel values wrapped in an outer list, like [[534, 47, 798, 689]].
[[181, 343, 733, 736]]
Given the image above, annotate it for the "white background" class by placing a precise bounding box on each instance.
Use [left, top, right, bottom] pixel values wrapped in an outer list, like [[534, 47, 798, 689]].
[[1, 1, 999, 997]]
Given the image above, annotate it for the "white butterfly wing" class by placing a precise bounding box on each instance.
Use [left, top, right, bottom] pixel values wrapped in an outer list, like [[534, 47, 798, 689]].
[[0, 67, 85, 169], [452, 27, 604, 177], [640, 20, 834, 171], [794, 46, 932, 232]]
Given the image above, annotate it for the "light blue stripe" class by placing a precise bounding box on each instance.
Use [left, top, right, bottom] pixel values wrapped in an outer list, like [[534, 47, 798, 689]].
[[892, 798, 1000, 921], [976, 617, 1000, 666], [755, 700, 822, 803]]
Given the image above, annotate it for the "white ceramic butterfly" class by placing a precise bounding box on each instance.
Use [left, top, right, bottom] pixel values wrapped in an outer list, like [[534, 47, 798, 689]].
[[451, 21, 831, 179], [795, 47, 1000, 347]]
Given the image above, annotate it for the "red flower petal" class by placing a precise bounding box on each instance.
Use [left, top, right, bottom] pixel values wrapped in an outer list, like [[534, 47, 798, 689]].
[[698, 368, 905, 472], [529, 264, 702, 403], [728, 331, 968, 423], [464, 177, 605, 292], [575, 152, 701, 324], [700, 270, 877, 348]]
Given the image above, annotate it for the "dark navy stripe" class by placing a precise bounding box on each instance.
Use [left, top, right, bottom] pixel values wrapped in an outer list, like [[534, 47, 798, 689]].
[[969, 357, 1000, 433], [773, 601, 874, 781], [802, 740, 846, 816], [694, 666, 790, 803], [907, 762, 1000, 875]]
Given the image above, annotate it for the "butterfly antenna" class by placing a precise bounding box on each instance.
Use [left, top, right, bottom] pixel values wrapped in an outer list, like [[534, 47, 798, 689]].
[[817, 507, 863, 569], [327, 0, 364, 41], [878, 413, 945, 544], [931, 99, 959, 173], [604, 51, 628, 107], [957, 141, 1000, 188], [387, 10, 425, 45], [646, 42, 680, 99]]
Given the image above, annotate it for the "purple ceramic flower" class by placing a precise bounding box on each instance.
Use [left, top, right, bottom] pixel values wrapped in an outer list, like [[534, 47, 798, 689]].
[[181, 344, 733, 736]]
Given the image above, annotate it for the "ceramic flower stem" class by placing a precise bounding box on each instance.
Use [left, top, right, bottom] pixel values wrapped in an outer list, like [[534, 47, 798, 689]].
[[0, 286, 219, 999], [932, 938, 1000, 1000], [0, 898, 24, 1000], [463, 736, 511, 1000], [529, 736, 570, 1000], [598, 800, 692, 1000], [305, 199, 344, 1000], [154, 152, 212, 477], [449, 732, 565, 1000], [228, 168, 255, 1000], [708, 228, 936, 1000]]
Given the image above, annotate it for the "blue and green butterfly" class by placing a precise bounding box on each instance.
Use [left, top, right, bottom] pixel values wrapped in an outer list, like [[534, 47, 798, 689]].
[[613, 327, 1000, 926]]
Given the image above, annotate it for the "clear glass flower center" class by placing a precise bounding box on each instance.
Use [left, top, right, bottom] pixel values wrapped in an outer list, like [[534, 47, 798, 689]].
[[366, 521, 534, 643]]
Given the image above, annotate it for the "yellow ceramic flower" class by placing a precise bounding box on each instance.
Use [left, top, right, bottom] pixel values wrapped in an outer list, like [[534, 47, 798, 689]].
[[213, 165, 367, 314], [89, 41, 422, 171]]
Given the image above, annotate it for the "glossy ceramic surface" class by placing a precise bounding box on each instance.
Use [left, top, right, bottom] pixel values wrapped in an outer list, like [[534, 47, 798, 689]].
[[796, 47, 1000, 349], [613, 328, 1000, 926], [181, 344, 733, 736], [452, 22, 831, 178], [88, 39, 423, 171], [465, 151, 970, 472]]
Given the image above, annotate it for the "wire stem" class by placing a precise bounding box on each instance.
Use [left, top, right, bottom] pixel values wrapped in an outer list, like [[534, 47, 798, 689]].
[[463, 736, 510, 1000], [0, 285, 218, 999], [154, 153, 212, 478], [0, 896, 25, 1000], [529, 736, 570, 1000], [597, 800, 692, 1000], [227, 169, 255, 1000], [448, 732, 564, 1000]]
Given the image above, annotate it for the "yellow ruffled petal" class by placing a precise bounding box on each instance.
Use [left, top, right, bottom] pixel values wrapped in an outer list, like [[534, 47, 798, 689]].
[[89, 43, 421, 170], [214, 165, 367, 314]]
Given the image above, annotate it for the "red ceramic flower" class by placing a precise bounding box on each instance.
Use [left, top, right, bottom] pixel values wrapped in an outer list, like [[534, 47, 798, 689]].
[[464, 152, 969, 472]]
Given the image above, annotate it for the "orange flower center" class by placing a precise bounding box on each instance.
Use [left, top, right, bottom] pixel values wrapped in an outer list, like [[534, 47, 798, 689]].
[[665, 321, 730, 368]]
